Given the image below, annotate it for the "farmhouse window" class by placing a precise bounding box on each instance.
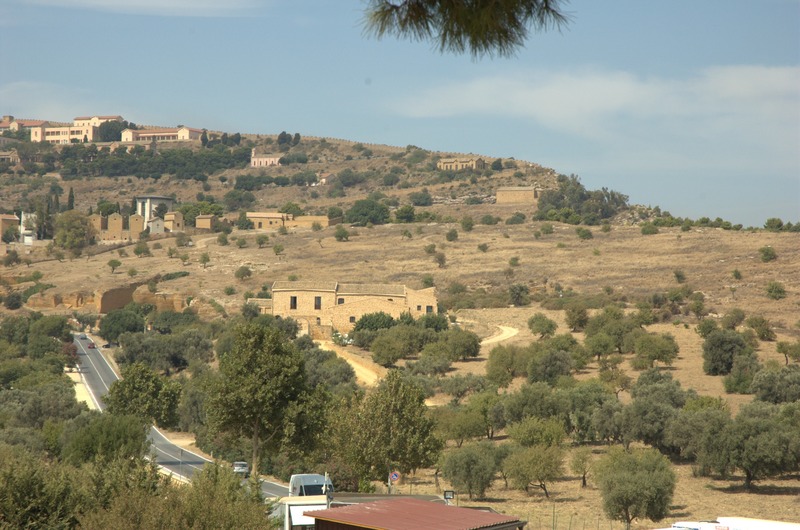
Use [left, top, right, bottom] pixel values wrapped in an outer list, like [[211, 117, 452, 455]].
[[338, 298, 344, 305], [290, 296, 297, 310], [349, 316, 356, 323], [426, 305, 433, 313], [416, 305, 421, 311], [314, 296, 322, 310]]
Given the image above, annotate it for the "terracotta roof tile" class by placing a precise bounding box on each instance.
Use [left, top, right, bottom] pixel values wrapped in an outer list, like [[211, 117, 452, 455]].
[[306, 498, 523, 530]]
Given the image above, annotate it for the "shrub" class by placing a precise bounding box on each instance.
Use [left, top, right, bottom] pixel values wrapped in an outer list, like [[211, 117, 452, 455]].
[[766, 281, 786, 300], [575, 227, 593, 240], [224, 286, 236, 295], [445, 229, 458, 242], [234, 266, 252, 281], [334, 225, 350, 241], [424, 243, 436, 255], [480, 215, 499, 225], [745, 315, 776, 341], [641, 223, 659, 235], [732, 269, 742, 280], [759, 246, 777, 262], [217, 233, 228, 246], [460, 216, 474, 232], [673, 270, 686, 283], [505, 212, 526, 225], [477, 243, 488, 252], [540, 223, 554, 235]]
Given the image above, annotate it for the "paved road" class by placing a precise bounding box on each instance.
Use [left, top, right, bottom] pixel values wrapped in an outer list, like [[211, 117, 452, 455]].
[[74, 335, 289, 497]]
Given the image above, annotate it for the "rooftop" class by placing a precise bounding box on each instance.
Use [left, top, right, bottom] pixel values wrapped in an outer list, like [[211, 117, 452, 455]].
[[305, 498, 525, 530]]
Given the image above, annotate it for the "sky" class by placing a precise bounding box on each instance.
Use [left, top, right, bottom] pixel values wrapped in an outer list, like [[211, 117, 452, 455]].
[[1, 0, 798, 227]]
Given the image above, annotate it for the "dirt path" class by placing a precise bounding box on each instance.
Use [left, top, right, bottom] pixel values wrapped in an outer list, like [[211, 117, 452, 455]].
[[480, 325, 519, 346], [318, 340, 387, 387]]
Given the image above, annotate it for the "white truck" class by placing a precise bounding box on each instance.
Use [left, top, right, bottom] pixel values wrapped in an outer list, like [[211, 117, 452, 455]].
[[288, 473, 334, 497]]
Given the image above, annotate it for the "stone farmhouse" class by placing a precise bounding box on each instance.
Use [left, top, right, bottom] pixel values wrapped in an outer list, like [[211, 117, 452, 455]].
[[0, 214, 20, 239], [264, 281, 438, 338], [29, 115, 123, 144], [495, 186, 541, 204], [436, 157, 486, 171], [245, 212, 336, 230], [195, 214, 218, 230], [250, 148, 281, 168], [89, 213, 145, 244]]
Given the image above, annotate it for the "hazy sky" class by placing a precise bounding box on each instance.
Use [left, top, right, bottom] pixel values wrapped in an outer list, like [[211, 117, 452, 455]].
[[2, 0, 798, 226]]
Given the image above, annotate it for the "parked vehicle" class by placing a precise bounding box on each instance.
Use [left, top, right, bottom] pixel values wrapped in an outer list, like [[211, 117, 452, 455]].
[[233, 461, 250, 478], [87, 342, 96, 349], [289, 474, 333, 496], [78, 334, 87, 340]]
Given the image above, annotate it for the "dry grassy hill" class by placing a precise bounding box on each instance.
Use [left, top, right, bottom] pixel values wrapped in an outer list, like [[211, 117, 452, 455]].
[[1, 137, 798, 527]]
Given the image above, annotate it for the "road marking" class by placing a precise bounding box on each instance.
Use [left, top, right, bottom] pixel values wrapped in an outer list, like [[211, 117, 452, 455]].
[[74, 339, 105, 409]]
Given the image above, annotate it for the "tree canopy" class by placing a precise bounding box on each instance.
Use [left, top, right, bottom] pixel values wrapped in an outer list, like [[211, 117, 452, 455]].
[[364, 0, 569, 58], [206, 323, 308, 478]]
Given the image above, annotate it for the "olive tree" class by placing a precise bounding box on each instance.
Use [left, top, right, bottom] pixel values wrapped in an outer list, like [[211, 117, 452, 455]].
[[441, 442, 497, 500], [595, 447, 676, 529]]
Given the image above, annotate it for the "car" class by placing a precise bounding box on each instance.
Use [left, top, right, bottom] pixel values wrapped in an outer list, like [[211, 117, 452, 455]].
[[232, 461, 250, 478], [102, 343, 114, 348], [87, 342, 96, 349], [78, 333, 87, 340]]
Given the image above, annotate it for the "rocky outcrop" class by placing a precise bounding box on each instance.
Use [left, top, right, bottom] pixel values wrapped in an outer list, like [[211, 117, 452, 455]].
[[132, 285, 187, 313]]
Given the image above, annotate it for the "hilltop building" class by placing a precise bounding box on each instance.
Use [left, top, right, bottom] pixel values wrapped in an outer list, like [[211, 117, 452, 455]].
[[250, 148, 281, 168], [29, 115, 123, 144], [0, 116, 50, 134], [436, 157, 486, 171], [121, 126, 203, 143], [265, 281, 438, 338]]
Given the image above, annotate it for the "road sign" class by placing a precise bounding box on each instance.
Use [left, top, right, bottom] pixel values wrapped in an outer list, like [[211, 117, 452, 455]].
[[390, 472, 400, 482]]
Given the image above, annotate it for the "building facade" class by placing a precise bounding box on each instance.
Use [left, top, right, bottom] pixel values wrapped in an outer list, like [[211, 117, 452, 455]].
[[88, 213, 145, 243], [194, 214, 217, 230], [271, 281, 437, 338], [436, 157, 487, 171], [121, 127, 202, 142], [0, 214, 20, 239], [495, 186, 540, 204], [29, 115, 123, 144], [250, 148, 281, 168], [135, 195, 175, 225]]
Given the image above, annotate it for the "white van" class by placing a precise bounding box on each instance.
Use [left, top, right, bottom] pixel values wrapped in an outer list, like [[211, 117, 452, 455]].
[[288, 473, 334, 496]]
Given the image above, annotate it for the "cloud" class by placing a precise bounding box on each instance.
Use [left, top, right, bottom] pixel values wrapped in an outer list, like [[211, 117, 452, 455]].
[[23, 0, 261, 17], [392, 65, 800, 173]]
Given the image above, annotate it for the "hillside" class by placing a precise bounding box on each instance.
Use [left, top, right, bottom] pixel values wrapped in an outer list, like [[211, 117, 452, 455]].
[[1, 136, 799, 527]]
